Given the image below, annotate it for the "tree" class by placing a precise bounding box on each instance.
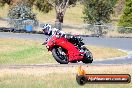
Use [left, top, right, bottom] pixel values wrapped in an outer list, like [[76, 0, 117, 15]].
[[113, 0, 125, 17], [83, 0, 117, 36], [0, 0, 52, 13], [0, 0, 12, 6], [46, 0, 78, 30], [22, 0, 78, 30], [0, 0, 78, 30], [118, 0, 132, 27], [8, 1, 38, 30], [34, 0, 52, 13]]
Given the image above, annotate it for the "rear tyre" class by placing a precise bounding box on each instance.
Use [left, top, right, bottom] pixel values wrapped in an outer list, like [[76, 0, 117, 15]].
[[82, 48, 93, 64], [52, 47, 68, 64]]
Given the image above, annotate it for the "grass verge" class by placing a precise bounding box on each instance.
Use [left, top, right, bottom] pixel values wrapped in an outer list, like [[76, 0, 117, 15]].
[[0, 38, 127, 64], [0, 65, 131, 88]]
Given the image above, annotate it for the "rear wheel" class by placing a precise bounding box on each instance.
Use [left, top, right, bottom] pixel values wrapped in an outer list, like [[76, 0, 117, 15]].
[[52, 47, 68, 64], [82, 47, 93, 63]]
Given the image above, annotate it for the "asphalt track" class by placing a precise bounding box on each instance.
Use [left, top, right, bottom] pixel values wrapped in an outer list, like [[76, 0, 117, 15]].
[[83, 37, 132, 51], [0, 32, 132, 65]]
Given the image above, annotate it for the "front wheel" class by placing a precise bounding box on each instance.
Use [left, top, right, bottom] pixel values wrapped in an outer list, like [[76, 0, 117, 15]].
[[52, 47, 69, 64], [82, 48, 93, 64]]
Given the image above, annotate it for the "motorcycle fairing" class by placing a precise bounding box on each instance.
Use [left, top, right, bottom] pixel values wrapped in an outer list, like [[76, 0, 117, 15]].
[[47, 36, 83, 61]]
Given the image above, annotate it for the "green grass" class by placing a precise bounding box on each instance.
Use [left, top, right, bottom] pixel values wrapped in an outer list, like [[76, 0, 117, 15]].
[[0, 38, 55, 64], [0, 38, 127, 64]]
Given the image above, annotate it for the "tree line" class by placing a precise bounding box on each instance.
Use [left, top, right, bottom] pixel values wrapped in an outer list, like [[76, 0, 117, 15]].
[[0, 0, 131, 34]]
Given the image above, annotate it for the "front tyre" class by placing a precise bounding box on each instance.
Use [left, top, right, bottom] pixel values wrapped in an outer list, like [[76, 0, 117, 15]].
[[52, 47, 69, 64], [82, 48, 93, 64]]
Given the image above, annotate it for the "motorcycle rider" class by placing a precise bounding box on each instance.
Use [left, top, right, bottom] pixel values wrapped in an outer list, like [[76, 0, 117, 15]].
[[42, 24, 65, 45]]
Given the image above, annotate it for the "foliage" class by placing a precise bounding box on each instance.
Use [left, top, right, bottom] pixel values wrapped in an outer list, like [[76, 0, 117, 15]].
[[0, 0, 12, 6], [118, 0, 132, 33], [45, 0, 78, 29], [83, 0, 117, 24], [8, 2, 38, 29], [83, 0, 117, 36], [0, 0, 53, 13], [53, 0, 77, 6], [35, 0, 52, 13], [118, 27, 132, 34], [118, 0, 132, 27]]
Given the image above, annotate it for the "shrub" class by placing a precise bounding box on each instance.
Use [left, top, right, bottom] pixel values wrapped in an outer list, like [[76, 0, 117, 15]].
[[118, 0, 132, 27], [8, 2, 38, 30]]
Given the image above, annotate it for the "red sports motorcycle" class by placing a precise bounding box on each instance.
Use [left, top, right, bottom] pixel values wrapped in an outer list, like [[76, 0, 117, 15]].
[[45, 32, 93, 64]]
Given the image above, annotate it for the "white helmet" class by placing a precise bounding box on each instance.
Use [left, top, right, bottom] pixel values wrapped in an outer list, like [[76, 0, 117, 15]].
[[42, 24, 52, 35]]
